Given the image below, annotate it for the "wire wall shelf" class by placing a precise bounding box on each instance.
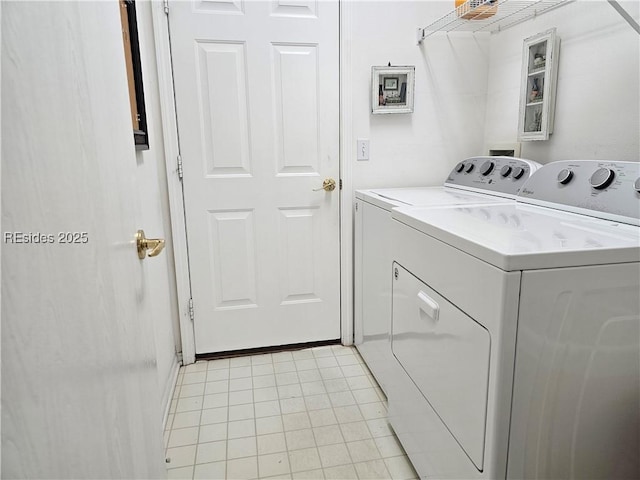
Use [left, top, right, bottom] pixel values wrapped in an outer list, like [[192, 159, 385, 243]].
[[417, 0, 574, 43]]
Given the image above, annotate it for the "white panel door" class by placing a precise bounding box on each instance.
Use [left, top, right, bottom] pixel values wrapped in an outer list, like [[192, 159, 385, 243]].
[[2, 2, 165, 477], [169, 0, 340, 353]]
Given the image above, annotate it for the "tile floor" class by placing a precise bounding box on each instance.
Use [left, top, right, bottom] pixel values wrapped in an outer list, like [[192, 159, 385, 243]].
[[164, 344, 418, 480]]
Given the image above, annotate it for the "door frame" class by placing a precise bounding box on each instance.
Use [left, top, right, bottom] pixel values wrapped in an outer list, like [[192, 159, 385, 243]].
[[151, 1, 354, 364]]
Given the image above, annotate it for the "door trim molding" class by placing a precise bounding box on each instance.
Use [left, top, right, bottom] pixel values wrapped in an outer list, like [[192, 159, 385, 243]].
[[152, 1, 351, 360], [339, 0, 354, 346], [151, 2, 196, 364]]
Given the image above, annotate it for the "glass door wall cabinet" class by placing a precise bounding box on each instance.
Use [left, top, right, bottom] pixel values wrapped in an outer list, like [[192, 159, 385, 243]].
[[518, 28, 560, 141]]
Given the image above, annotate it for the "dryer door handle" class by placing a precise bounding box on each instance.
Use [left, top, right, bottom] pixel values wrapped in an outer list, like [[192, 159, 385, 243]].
[[417, 291, 440, 323]]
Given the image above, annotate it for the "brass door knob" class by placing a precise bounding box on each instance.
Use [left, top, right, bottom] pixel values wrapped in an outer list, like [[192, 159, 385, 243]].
[[313, 178, 336, 192], [136, 230, 165, 259]]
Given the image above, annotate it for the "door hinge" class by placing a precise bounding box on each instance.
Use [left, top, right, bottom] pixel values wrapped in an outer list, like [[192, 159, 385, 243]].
[[339, 179, 343, 190], [163, 0, 169, 14], [188, 298, 194, 322], [177, 154, 183, 180], [355, 202, 358, 212]]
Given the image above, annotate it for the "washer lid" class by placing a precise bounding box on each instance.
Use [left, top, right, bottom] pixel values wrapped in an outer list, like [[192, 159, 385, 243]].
[[355, 186, 507, 211], [393, 203, 640, 272]]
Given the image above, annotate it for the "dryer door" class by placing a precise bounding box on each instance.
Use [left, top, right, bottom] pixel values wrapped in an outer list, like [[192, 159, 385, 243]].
[[391, 263, 491, 470]]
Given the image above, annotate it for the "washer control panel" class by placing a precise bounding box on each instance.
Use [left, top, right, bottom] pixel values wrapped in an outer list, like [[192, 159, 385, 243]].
[[517, 160, 640, 226], [445, 156, 542, 198]]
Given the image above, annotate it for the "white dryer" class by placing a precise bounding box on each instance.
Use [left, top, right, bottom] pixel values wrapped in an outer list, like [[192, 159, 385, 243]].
[[388, 160, 640, 480], [354, 156, 541, 394]]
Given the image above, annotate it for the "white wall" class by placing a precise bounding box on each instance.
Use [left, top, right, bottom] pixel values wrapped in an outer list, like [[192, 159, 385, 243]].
[[134, 1, 182, 422], [349, 1, 491, 190], [484, 0, 639, 163]]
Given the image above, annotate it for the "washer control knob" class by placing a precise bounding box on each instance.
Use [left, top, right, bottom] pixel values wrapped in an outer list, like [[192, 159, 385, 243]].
[[465, 163, 474, 173], [635, 177, 640, 194], [590, 167, 615, 190], [557, 168, 574, 185], [480, 161, 495, 176], [512, 167, 525, 180], [500, 165, 512, 177], [455, 162, 465, 173]]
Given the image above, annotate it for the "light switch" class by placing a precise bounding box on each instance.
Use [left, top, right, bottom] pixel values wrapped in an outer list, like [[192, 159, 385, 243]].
[[357, 139, 369, 161]]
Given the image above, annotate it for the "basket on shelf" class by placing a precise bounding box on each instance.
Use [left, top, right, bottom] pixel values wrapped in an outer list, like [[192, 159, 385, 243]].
[[455, 0, 498, 20]]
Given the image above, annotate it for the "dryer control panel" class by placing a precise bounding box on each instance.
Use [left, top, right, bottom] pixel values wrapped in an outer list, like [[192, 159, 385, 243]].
[[517, 160, 640, 226], [444, 156, 541, 199]]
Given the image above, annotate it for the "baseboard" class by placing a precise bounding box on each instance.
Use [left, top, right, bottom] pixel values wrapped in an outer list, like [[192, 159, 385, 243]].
[[161, 354, 181, 430]]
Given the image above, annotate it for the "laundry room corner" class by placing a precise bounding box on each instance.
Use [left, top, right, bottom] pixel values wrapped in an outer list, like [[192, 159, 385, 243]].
[[349, 1, 492, 192], [483, 0, 640, 162]]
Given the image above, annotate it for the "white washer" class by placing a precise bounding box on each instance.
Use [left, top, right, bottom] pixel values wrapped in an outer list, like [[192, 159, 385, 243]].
[[354, 156, 540, 394], [388, 160, 640, 480]]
